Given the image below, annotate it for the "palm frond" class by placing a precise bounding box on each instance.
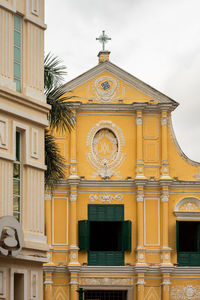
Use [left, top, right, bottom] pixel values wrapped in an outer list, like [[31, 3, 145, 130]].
[[46, 86, 75, 132], [44, 52, 67, 93], [45, 129, 66, 187]]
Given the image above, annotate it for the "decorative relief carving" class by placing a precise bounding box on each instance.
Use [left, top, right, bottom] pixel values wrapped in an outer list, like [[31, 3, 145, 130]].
[[89, 193, 123, 203], [161, 117, 167, 126], [136, 116, 142, 125], [53, 286, 68, 300], [31, 128, 38, 159], [80, 277, 133, 286], [92, 76, 119, 102], [0, 216, 24, 256], [161, 194, 169, 202], [174, 197, 200, 213], [70, 193, 77, 202], [136, 194, 144, 202], [180, 202, 198, 211], [0, 118, 8, 149], [170, 285, 200, 300], [87, 121, 125, 179]]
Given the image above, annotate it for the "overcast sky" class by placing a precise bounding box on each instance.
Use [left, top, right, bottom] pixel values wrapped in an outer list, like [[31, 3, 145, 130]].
[[45, 0, 200, 162]]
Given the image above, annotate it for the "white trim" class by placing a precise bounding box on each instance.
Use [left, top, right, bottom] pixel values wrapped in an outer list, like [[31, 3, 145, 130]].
[[0, 116, 8, 149], [52, 197, 69, 246], [31, 0, 39, 16], [0, 0, 16, 13], [174, 197, 200, 219], [174, 197, 200, 211], [13, 121, 29, 163], [10, 268, 27, 300], [144, 198, 160, 246], [31, 128, 39, 159], [30, 271, 38, 300], [0, 103, 49, 126], [0, 267, 7, 298], [62, 61, 178, 105]]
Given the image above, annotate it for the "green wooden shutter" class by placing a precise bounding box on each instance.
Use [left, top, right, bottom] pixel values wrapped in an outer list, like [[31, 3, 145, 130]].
[[78, 220, 90, 250], [176, 221, 179, 252], [122, 220, 131, 251], [88, 204, 124, 221]]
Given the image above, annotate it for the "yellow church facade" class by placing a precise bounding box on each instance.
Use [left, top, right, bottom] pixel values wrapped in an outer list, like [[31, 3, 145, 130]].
[[44, 51, 200, 300]]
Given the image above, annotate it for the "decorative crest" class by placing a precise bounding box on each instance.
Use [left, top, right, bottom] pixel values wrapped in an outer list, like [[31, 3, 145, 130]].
[[96, 30, 111, 51]]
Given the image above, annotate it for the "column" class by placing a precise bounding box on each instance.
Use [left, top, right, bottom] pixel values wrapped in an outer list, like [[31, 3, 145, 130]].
[[161, 185, 172, 266], [69, 272, 79, 300], [162, 274, 170, 300], [136, 274, 145, 300], [69, 109, 78, 178], [136, 185, 146, 265], [136, 110, 145, 179], [68, 184, 80, 265], [160, 110, 170, 179], [44, 272, 53, 300]]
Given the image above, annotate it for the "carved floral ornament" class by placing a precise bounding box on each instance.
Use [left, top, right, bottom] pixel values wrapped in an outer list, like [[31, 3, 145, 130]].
[[89, 193, 123, 203], [79, 277, 133, 286], [86, 121, 125, 179], [174, 197, 200, 218], [92, 76, 119, 102], [170, 285, 200, 300]]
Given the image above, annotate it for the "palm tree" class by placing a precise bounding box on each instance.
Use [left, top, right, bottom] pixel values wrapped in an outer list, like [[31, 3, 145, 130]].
[[44, 53, 75, 187]]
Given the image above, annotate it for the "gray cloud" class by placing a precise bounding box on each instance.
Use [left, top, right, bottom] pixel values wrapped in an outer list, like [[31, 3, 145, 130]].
[[45, 0, 200, 162]]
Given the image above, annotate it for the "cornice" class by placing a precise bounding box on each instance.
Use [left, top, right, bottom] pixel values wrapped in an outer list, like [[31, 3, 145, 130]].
[[43, 265, 200, 276], [68, 102, 177, 113], [0, 87, 50, 114], [54, 179, 200, 190]]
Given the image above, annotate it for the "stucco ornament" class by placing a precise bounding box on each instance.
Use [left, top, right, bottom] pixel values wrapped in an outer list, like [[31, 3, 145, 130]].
[[89, 193, 123, 203], [0, 216, 24, 256], [92, 76, 119, 102], [87, 121, 125, 179], [80, 277, 132, 286], [170, 285, 200, 299]]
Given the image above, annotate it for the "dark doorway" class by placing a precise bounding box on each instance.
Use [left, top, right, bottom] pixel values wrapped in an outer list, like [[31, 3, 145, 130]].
[[178, 221, 200, 252], [90, 221, 122, 251], [177, 221, 200, 266], [85, 290, 127, 300]]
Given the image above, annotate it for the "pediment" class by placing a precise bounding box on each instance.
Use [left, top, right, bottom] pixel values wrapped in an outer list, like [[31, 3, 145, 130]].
[[62, 61, 179, 106], [174, 197, 200, 219]]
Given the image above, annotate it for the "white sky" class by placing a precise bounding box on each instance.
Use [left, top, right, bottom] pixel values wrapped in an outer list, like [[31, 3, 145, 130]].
[[45, 0, 200, 162]]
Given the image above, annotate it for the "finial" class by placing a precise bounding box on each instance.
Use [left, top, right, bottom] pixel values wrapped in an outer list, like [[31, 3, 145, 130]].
[[96, 30, 111, 51]]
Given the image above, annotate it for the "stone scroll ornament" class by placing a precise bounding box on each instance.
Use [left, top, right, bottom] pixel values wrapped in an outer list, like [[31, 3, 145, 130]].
[[86, 121, 125, 179], [0, 216, 24, 256]]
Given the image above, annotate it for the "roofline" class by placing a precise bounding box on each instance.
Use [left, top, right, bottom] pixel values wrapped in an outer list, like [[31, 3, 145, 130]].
[[62, 60, 179, 106]]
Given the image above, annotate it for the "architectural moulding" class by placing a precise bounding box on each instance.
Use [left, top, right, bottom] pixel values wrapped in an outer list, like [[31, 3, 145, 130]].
[[0, 116, 8, 149], [10, 269, 27, 300], [92, 76, 119, 102], [170, 284, 200, 300], [0, 216, 24, 256], [0, 267, 7, 298], [62, 61, 179, 106], [174, 197, 200, 219], [89, 193, 123, 203], [86, 120, 125, 179]]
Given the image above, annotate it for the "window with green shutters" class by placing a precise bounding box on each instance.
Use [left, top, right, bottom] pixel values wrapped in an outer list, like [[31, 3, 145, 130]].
[[176, 221, 200, 266], [78, 205, 132, 266], [13, 131, 21, 222], [14, 15, 22, 92]]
